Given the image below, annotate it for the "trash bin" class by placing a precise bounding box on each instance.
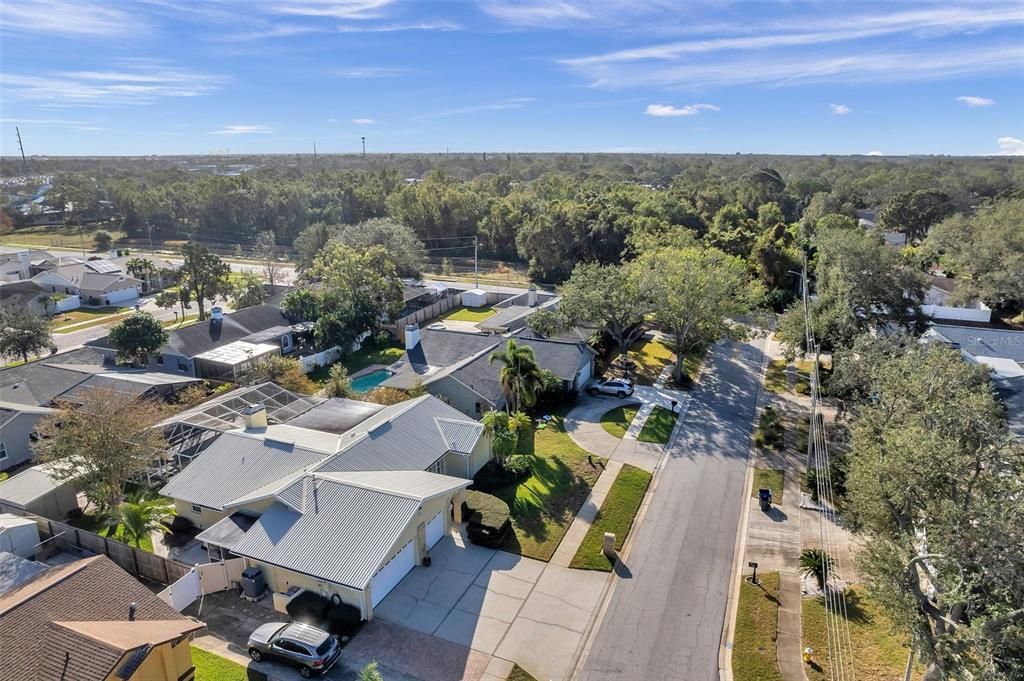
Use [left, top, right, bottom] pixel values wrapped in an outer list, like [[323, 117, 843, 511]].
[[758, 488, 773, 512], [240, 567, 265, 599]]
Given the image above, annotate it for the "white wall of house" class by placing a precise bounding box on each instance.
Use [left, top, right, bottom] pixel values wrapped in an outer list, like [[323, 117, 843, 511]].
[[54, 295, 80, 313], [0, 413, 47, 472], [427, 375, 496, 419], [32, 271, 77, 295]]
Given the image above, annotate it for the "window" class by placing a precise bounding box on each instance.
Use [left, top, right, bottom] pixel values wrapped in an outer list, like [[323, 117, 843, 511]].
[[178, 359, 189, 372], [0, 442, 6, 462], [276, 641, 308, 655], [474, 402, 482, 414], [190, 504, 202, 514], [156, 355, 164, 366], [429, 459, 443, 474]]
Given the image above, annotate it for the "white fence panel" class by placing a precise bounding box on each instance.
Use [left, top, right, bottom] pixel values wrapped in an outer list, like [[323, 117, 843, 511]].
[[198, 558, 246, 593], [158, 566, 201, 612], [54, 295, 80, 312], [299, 346, 343, 374]]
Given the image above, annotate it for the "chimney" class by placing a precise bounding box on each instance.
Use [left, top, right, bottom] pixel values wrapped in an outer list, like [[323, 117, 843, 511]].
[[241, 403, 268, 430], [210, 306, 224, 322], [128, 602, 137, 621], [527, 285, 537, 307], [405, 323, 421, 350], [16, 251, 30, 279]]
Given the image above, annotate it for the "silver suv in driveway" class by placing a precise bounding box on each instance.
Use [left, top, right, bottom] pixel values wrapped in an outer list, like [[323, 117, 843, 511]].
[[588, 378, 635, 398], [248, 622, 340, 678]]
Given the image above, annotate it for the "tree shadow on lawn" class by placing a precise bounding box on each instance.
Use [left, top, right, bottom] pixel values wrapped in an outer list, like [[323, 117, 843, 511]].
[[816, 588, 871, 625]]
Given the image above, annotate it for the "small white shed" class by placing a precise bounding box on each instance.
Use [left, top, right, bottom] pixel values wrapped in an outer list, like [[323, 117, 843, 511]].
[[462, 288, 488, 308], [0, 513, 40, 559]]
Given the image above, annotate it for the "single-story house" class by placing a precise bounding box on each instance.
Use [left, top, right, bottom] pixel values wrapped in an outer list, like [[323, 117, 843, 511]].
[[924, 323, 1024, 438], [0, 465, 80, 520], [159, 393, 489, 617], [31, 258, 145, 306], [0, 280, 51, 315], [382, 326, 596, 417], [0, 347, 199, 471], [88, 304, 306, 379], [0, 250, 48, 282], [0, 554, 204, 681]]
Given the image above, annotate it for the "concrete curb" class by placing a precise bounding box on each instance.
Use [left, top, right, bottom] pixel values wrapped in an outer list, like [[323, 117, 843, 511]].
[[718, 331, 771, 681], [566, 358, 702, 681]]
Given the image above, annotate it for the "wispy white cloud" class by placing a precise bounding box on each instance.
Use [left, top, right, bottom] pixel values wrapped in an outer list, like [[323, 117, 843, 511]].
[[830, 103, 851, 115], [996, 136, 1024, 155], [479, 0, 590, 26], [957, 95, 995, 107], [352, 118, 375, 124], [565, 44, 1021, 89], [334, 67, 408, 78], [0, 62, 224, 105], [336, 20, 460, 32], [645, 103, 718, 117], [437, 97, 535, 116], [221, 23, 325, 41], [270, 0, 396, 20], [211, 124, 274, 135], [865, 150, 884, 156], [0, 0, 146, 37]]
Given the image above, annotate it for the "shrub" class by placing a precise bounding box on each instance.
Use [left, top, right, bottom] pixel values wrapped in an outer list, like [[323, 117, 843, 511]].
[[471, 459, 530, 492], [754, 406, 784, 450], [167, 515, 195, 535], [363, 387, 410, 406], [794, 380, 811, 395], [326, 602, 362, 636], [93, 230, 113, 251], [462, 490, 511, 549], [286, 591, 331, 626], [503, 455, 532, 477]]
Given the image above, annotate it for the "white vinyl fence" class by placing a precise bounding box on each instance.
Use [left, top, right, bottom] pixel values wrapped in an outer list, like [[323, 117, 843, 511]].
[[298, 346, 342, 374], [54, 295, 80, 312], [158, 558, 247, 612]]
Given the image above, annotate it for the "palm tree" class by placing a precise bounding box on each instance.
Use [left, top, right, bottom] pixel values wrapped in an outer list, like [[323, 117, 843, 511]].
[[125, 257, 157, 292], [489, 339, 545, 413], [481, 410, 532, 464], [799, 548, 835, 592], [117, 497, 174, 548], [360, 662, 384, 681]]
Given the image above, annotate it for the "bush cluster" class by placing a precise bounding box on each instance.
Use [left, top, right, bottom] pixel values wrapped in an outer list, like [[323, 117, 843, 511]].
[[471, 459, 530, 492], [462, 490, 512, 549], [754, 406, 784, 450]]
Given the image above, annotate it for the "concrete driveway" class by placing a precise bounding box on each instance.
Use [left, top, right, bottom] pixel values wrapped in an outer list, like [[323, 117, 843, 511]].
[[563, 394, 641, 457], [376, 530, 609, 681]]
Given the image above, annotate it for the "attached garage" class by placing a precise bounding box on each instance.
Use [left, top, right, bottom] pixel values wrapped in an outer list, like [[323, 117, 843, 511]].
[[371, 540, 415, 607], [425, 510, 445, 549]]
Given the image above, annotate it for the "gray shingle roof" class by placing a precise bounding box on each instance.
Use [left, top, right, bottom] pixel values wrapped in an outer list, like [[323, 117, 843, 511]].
[[930, 325, 1024, 364], [77, 272, 141, 294], [229, 471, 468, 589], [159, 432, 332, 510]]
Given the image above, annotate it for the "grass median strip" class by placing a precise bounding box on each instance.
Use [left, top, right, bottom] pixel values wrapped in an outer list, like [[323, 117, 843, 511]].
[[752, 468, 785, 503], [600, 404, 639, 439], [637, 405, 677, 444], [765, 359, 788, 393], [732, 571, 785, 681], [569, 464, 652, 570]]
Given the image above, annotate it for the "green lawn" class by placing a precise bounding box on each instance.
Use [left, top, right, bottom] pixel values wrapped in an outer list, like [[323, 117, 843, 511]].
[[570, 464, 652, 570], [442, 306, 498, 322], [68, 511, 155, 553], [803, 587, 922, 681], [600, 405, 639, 439], [491, 405, 605, 561], [765, 359, 788, 393], [607, 337, 705, 386], [163, 314, 198, 329], [507, 663, 540, 681], [51, 306, 129, 331], [733, 571, 785, 681], [0, 224, 126, 249], [637, 406, 677, 444], [192, 646, 267, 681], [752, 468, 785, 503]]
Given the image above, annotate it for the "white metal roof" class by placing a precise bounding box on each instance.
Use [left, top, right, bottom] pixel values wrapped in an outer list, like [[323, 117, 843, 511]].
[[0, 466, 68, 507], [193, 341, 280, 365]]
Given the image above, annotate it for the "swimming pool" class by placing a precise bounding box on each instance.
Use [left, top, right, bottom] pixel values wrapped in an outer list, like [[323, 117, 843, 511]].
[[351, 369, 394, 393]]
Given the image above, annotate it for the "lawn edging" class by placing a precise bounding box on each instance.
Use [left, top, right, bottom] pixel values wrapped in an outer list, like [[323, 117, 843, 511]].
[[569, 464, 652, 570]]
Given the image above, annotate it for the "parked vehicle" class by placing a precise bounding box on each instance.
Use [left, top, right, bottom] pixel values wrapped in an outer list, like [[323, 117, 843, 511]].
[[248, 622, 340, 678], [589, 378, 635, 398]]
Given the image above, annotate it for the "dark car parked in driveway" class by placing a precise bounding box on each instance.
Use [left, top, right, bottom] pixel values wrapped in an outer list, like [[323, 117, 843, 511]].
[[248, 621, 341, 678]]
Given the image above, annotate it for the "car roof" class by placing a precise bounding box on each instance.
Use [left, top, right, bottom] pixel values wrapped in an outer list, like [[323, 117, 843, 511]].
[[281, 622, 330, 647]]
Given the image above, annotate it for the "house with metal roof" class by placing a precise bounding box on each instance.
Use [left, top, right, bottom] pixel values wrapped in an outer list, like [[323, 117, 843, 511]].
[[88, 304, 306, 379], [0, 554, 204, 681], [382, 326, 596, 417], [159, 392, 490, 617]]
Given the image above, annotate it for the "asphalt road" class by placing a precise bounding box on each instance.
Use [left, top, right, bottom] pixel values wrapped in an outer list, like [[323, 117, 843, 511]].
[[580, 334, 767, 681]]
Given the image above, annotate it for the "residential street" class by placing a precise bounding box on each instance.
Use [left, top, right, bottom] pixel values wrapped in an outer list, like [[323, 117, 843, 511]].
[[579, 334, 767, 681]]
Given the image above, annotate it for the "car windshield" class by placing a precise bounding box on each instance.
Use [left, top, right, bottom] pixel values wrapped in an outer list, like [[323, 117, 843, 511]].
[[316, 639, 334, 655]]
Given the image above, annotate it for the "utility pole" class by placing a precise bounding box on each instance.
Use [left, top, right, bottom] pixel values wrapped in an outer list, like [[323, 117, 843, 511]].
[[15, 127, 28, 175], [474, 236, 479, 288], [147, 223, 154, 254], [361, 137, 366, 157], [313, 141, 317, 164]]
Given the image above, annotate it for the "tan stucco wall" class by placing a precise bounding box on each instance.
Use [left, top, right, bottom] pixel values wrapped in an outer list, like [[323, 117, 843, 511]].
[[468, 433, 493, 477], [255, 561, 366, 615], [174, 500, 226, 531], [104, 638, 194, 681]]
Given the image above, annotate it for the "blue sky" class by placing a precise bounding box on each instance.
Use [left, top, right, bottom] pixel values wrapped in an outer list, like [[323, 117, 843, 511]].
[[1, 0, 1022, 156]]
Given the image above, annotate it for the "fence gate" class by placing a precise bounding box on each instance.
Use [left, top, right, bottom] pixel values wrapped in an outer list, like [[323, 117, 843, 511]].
[[158, 567, 201, 612], [158, 558, 245, 611]]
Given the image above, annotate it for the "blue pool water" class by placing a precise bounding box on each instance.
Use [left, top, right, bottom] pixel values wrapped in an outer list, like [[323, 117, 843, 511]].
[[351, 369, 394, 393]]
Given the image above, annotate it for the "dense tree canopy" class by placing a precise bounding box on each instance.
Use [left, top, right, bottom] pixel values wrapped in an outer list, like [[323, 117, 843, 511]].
[[108, 312, 168, 367], [0, 306, 52, 364]]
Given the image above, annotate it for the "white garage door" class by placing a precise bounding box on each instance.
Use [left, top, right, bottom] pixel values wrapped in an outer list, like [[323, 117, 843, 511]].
[[370, 540, 415, 607], [425, 511, 445, 549], [105, 287, 138, 305], [576, 359, 593, 389]]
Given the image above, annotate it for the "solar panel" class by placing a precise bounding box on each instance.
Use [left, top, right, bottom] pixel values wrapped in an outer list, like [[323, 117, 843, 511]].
[[85, 259, 121, 273]]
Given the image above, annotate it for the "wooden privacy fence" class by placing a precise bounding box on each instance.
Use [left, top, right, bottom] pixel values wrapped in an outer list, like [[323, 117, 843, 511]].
[[0, 502, 192, 586], [391, 293, 463, 341]]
